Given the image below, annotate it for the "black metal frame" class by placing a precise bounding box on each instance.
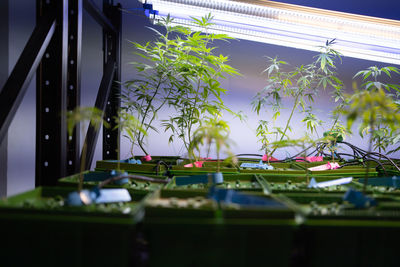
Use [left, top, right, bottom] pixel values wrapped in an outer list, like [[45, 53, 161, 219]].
[[0, 0, 9, 197], [67, 0, 83, 176], [0, 0, 122, 187], [35, 0, 69, 186]]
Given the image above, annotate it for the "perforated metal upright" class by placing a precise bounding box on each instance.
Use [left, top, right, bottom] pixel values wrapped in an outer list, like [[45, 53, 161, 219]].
[[36, 0, 69, 186], [66, 0, 82, 175], [35, 0, 121, 185], [102, 0, 121, 161]]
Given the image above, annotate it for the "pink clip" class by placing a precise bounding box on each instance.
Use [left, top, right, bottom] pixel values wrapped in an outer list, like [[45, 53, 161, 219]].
[[296, 156, 323, 162], [141, 155, 152, 162], [262, 155, 278, 162], [184, 161, 204, 168], [308, 162, 340, 171]]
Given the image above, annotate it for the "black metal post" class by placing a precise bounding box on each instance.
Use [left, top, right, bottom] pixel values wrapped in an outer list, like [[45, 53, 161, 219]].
[[82, 60, 116, 170], [0, 0, 8, 197], [102, 1, 121, 160], [0, 13, 56, 144], [36, 0, 69, 186], [66, 0, 82, 175]]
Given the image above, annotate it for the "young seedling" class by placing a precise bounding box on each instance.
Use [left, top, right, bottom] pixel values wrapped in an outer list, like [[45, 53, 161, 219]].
[[322, 122, 349, 163], [189, 117, 235, 173], [255, 120, 279, 164], [353, 66, 400, 156], [66, 107, 110, 191], [336, 88, 400, 192], [114, 110, 147, 171]]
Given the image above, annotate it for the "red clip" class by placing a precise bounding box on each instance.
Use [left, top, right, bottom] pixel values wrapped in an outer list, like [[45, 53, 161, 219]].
[[184, 161, 204, 168], [141, 155, 152, 162]]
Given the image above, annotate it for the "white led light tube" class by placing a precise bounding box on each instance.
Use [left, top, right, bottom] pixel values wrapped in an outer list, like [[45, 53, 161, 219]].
[[141, 0, 400, 65]]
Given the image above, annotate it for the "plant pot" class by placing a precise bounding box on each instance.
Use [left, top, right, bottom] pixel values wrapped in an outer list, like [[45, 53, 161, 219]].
[[309, 166, 379, 178], [263, 179, 361, 194], [58, 170, 169, 194], [163, 173, 269, 194], [142, 189, 297, 266], [132, 155, 182, 165], [168, 165, 239, 176], [0, 186, 150, 267], [286, 191, 400, 267], [95, 160, 167, 175]]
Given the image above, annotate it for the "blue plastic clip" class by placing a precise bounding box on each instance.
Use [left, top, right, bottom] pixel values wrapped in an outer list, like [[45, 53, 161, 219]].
[[66, 189, 98, 206], [110, 170, 129, 185], [119, 158, 142, 164], [143, 3, 159, 17], [208, 187, 287, 208], [175, 172, 224, 186], [240, 160, 274, 170], [343, 188, 377, 209]]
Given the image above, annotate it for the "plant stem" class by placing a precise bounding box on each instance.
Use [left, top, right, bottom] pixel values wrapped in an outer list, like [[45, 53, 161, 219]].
[[271, 92, 300, 155], [117, 119, 121, 172], [79, 138, 87, 192], [363, 120, 374, 194], [137, 78, 163, 155], [217, 149, 220, 173]]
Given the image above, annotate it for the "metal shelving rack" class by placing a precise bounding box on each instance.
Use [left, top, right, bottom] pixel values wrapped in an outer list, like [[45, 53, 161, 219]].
[[0, 0, 122, 193]]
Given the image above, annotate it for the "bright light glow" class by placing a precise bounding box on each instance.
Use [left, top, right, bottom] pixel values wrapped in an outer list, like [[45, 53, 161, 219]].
[[141, 0, 400, 65], [309, 177, 353, 188]]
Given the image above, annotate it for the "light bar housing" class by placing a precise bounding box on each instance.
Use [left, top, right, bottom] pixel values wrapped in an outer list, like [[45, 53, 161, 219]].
[[141, 0, 400, 65]]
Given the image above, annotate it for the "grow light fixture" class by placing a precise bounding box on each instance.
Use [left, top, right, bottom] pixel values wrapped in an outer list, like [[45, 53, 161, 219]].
[[140, 0, 400, 65]]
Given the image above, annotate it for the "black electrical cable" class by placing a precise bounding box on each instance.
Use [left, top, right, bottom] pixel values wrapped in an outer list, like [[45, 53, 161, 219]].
[[338, 141, 400, 172], [235, 153, 264, 158], [155, 160, 171, 176]]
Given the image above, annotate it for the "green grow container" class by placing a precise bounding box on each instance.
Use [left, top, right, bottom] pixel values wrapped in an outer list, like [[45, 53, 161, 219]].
[[95, 160, 167, 175], [262, 177, 362, 194], [216, 193, 298, 267], [282, 192, 400, 267], [131, 155, 182, 165], [168, 165, 239, 176], [142, 190, 297, 267], [163, 173, 269, 194], [0, 186, 149, 267], [58, 170, 169, 194], [309, 166, 379, 179]]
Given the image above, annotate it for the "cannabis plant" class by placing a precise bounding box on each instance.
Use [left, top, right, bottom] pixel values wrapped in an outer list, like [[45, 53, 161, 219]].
[[255, 120, 279, 164], [114, 110, 147, 168], [189, 117, 235, 173], [123, 14, 182, 156], [124, 14, 240, 156], [353, 66, 400, 155], [252, 39, 343, 157], [160, 14, 240, 152], [336, 88, 400, 191], [67, 107, 109, 191], [322, 121, 350, 162]]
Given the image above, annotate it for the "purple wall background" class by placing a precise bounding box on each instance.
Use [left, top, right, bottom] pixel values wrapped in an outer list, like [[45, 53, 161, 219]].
[[7, 0, 400, 195]]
